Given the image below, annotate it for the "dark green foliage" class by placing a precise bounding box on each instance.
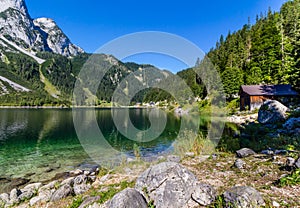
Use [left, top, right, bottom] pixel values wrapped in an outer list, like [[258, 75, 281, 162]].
[[208, 1, 300, 97], [142, 88, 173, 103], [221, 67, 243, 98], [177, 68, 207, 99], [40, 52, 76, 96]]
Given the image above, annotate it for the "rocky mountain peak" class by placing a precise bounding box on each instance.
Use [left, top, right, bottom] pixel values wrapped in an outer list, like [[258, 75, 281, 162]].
[[0, 0, 28, 15], [0, 0, 84, 57]]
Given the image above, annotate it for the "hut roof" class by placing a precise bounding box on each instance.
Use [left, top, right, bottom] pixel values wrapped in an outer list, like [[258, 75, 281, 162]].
[[240, 84, 298, 96]]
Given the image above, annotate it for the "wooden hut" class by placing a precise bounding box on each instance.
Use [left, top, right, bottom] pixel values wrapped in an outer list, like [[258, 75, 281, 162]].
[[239, 84, 298, 111]]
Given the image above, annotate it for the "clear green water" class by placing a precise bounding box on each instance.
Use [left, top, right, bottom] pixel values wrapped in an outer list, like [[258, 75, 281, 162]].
[[0, 108, 185, 192]]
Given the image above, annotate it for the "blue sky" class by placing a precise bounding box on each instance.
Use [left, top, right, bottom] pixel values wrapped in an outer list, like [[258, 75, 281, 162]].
[[26, 0, 286, 72]]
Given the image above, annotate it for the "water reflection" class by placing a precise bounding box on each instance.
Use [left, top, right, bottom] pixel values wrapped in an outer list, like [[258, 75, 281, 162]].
[[0, 108, 231, 193]]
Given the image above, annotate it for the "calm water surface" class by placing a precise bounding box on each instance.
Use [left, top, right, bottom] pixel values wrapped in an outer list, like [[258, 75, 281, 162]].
[[0, 108, 187, 191]]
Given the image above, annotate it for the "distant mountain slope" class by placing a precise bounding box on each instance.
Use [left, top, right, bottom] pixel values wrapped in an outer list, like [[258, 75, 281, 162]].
[[0, 35, 45, 64]]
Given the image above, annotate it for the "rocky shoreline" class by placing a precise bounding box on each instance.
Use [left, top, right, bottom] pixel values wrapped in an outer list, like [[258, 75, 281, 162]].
[[1, 100, 299, 208], [0, 150, 299, 208]]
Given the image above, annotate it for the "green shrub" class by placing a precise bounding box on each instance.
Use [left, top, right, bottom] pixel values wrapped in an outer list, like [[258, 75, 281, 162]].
[[173, 130, 215, 156], [278, 169, 300, 187], [69, 196, 83, 208]]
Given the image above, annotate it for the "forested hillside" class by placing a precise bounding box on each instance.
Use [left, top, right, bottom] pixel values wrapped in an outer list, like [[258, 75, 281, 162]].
[[0, 0, 299, 106], [168, 0, 300, 102], [207, 0, 300, 98]]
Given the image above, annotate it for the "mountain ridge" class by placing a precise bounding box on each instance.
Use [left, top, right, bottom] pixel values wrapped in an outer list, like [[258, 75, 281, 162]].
[[0, 0, 83, 57]]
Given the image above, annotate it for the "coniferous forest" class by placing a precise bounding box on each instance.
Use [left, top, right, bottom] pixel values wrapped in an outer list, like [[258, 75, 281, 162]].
[[207, 0, 300, 97]]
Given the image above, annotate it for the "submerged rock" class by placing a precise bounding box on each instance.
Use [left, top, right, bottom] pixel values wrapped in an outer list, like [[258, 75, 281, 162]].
[[223, 186, 265, 208]]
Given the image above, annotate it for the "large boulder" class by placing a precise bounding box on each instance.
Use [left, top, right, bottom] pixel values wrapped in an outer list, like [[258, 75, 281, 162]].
[[223, 186, 265, 208], [258, 100, 288, 124], [50, 184, 73, 202], [236, 148, 256, 158], [135, 162, 198, 208], [107, 188, 147, 208]]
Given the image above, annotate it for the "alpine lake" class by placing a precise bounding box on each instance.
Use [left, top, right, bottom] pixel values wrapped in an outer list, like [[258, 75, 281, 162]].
[[0, 108, 232, 193]]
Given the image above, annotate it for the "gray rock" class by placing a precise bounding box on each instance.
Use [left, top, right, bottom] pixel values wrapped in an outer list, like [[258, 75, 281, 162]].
[[23, 182, 42, 192], [185, 152, 195, 157], [50, 184, 73, 202], [234, 159, 246, 169], [61, 177, 75, 186], [88, 202, 102, 208], [223, 186, 265, 208], [18, 190, 34, 201], [89, 165, 100, 174], [283, 117, 300, 130], [258, 100, 288, 124], [261, 150, 274, 155], [30, 195, 43, 206], [166, 155, 181, 163], [17, 182, 43, 201], [73, 175, 91, 195], [84, 171, 90, 176], [274, 150, 288, 155], [107, 188, 147, 208], [286, 157, 296, 167], [29, 189, 55, 206], [79, 196, 101, 208], [211, 154, 218, 160], [10, 188, 21, 204], [29, 181, 58, 205], [191, 183, 216, 206], [39, 180, 59, 191], [295, 157, 300, 169], [236, 148, 256, 158], [0, 193, 9, 205], [89, 176, 97, 182], [70, 169, 83, 175], [74, 183, 91, 196], [135, 162, 198, 208], [74, 175, 88, 184]]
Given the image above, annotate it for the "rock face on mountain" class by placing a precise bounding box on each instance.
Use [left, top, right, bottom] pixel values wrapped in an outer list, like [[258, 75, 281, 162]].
[[33, 18, 84, 56], [0, 0, 83, 56]]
